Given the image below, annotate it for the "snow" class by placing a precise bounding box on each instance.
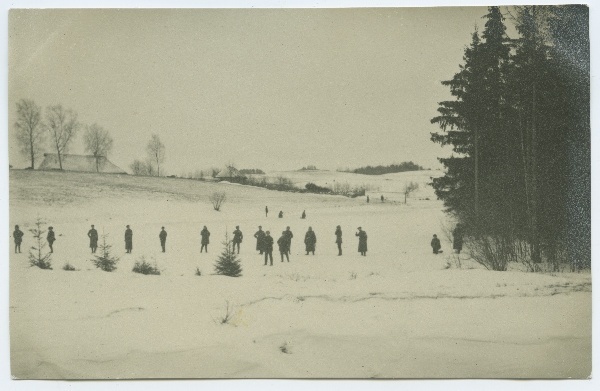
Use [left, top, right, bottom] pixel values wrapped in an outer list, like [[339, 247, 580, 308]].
[[8, 169, 591, 379]]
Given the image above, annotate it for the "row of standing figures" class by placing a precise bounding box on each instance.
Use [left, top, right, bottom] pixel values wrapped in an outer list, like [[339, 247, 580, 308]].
[[10, 224, 368, 261], [12, 223, 463, 259], [251, 225, 368, 266]]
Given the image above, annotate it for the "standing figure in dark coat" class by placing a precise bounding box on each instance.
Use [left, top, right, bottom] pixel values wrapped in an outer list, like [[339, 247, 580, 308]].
[[381, 195, 384, 203], [265, 206, 269, 217], [453, 224, 464, 254], [232, 226, 243, 254], [431, 234, 441, 254], [254, 226, 265, 254], [13, 225, 24, 254], [263, 231, 274, 266], [304, 227, 316, 255], [159, 227, 167, 253], [284, 226, 293, 254], [335, 225, 343, 256], [278, 211, 283, 218], [366, 195, 370, 203], [200, 226, 210, 253], [277, 231, 290, 262], [356, 227, 367, 256], [125, 225, 133, 253], [88, 225, 98, 253], [301, 210, 306, 219], [47, 226, 56, 253]]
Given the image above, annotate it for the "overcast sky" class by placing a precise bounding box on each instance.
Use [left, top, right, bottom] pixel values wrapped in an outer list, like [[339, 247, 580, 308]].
[[9, 7, 493, 174]]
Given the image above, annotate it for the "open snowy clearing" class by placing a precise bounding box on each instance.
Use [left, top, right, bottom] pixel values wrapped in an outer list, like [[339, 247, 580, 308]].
[[9, 170, 591, 379]]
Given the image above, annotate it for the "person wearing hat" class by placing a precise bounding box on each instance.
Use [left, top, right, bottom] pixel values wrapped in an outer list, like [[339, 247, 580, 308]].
[[13, 225, 24, 254], [124, 225, 133, 253], [335, 225, 343, 256], [356, 227, 367, 256], [200, 226, 210, 253], [47, 226, 56, 253], [277, 231, 290, 262], [232, 226, 243, 254], [431, 234, 441, 254], [263, 231, 274, 266], [254, 226, 265, 254], [284, 226, 294, 254], [88, 225, 98, 253], [304, 227, 316, 255], [159, 227, 167, 253]]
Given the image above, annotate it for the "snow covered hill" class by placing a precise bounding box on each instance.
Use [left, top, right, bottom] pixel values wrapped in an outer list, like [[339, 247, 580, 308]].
[[8, 169, 591, 379]]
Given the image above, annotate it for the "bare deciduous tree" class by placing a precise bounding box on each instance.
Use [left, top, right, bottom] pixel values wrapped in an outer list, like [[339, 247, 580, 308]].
[[45, 104, 80, 170], [403, 181, 419, 204], [146, 134, 165, 176], [209, 191, 227, 211], [129, 159, 155, 176], [14, 99, 44, 169], [84, 124, 114, 172]]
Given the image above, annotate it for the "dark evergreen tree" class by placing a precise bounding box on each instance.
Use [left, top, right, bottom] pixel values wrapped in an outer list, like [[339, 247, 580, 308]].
[[431, 5, 589, 269], [214, 232, 243, 277], [553, 5, 590, 270], [92, 234, 119, 272]]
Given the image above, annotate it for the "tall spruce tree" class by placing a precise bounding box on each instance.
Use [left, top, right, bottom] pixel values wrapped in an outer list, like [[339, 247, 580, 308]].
[[431, 6, 512, 233], [432, 5, 590, 269]]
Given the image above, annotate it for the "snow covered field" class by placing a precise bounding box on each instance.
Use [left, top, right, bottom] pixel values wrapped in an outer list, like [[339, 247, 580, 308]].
[[9, 169, 591, 379]]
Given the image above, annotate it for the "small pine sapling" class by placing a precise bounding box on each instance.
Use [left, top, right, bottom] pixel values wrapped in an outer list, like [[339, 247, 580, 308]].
[[28, 217, 52, 269], [92, 233, 119, 272], [132, 256, 161, 275], [214, 232, 242, 277]]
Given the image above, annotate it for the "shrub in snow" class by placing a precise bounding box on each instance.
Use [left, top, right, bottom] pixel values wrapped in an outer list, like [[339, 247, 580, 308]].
[[132, 257, 161, 275], [279, 342, 292, 354], [63, 262, 76, 271], [209, 191, 226, 211], [28, 217, 52, 270], [216, 300, 234, 324], [91, 234, 119, 272], [214, 232, 242, 277]]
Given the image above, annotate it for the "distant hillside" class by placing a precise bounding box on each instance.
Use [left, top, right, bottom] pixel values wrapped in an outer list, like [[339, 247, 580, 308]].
[[341, 162, 424, 175]]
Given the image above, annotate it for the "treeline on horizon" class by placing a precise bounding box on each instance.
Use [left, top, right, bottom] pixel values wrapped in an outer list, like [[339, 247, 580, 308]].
[[431, 6, 589, 270], [338, 161, 424, 175]]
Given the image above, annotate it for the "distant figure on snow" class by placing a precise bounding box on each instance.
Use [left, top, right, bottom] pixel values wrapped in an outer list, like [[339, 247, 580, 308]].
[[263, 231, 274, 266], [265, 206, 269, 217], [366, 195, 370, 203], [301, 210, 306, 219], [159, 227, 167, 252], [200, 226, 210, 253], [284, 226, 293, 254], [47, 226, 56, 253], [431, 234, 441, 254], [278, 231, 290, 262], [335, 225, 343, 256], [278, 211, 283, 218], [453, 224, 464, 254], [356, 227, 367, 256], [232, 226, 243, 254], [304, 227, 316, 255], [381, 195, 384, 203], [88, 225, 98, 253], [254, 226, 265, 254], [124, 225, 133, 253], [13, 225, 24, 254]]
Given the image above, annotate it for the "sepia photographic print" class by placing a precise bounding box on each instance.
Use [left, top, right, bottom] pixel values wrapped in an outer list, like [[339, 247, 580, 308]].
[[4, 0, 593, 384]]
